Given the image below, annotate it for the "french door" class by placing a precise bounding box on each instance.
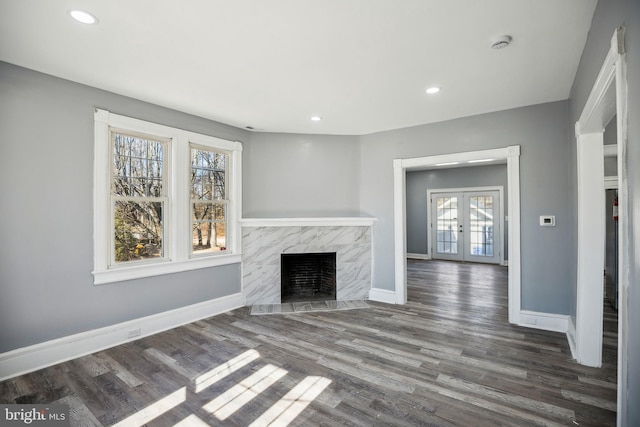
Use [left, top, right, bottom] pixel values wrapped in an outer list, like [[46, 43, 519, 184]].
[[431, 190, 501, 264]]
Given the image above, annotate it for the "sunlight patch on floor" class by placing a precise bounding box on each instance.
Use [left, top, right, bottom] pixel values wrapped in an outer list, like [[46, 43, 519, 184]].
[[192, 349, 260, 393], [111, 386, 186, 427], [249, 376, 332, 427], [173, 413, 210, 426], [203, 364, 287, 420]]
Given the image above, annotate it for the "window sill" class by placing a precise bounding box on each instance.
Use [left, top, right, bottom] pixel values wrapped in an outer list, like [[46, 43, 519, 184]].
[[92, 253, 242, 285]]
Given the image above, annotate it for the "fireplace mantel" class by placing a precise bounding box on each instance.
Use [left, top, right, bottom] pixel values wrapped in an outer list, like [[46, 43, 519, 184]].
[[240, 217, 377, 227], [240, 217, 376, 305]]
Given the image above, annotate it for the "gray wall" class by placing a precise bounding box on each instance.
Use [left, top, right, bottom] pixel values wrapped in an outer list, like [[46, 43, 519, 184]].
[[406, 165, 508, 257], [604, 117, 617, 176], [568, 0, 640, 424], [360, 101, 572, 314], [242, 103, 573, 315], [243, 132, 361, 217], [6, 4, 638, 416], [0, 62, 245, 353]]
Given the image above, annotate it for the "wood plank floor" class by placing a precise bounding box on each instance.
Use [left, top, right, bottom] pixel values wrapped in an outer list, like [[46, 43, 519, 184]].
[[0, 260, 618, 426]]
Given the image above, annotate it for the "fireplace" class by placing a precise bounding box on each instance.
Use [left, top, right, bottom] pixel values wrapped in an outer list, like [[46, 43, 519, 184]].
[[281, 252, 336, 303], [240, 217, 376, 305]]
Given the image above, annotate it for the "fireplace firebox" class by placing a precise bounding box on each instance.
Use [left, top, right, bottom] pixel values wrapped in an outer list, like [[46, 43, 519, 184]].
[[281, 252, 337, 303]]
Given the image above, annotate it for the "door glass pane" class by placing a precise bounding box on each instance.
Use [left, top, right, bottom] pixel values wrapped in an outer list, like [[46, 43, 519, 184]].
[[469, 196, 494, 256], [436, 196, 458, 254]]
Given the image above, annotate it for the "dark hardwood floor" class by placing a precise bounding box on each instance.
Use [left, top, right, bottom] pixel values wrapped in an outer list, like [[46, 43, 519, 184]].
[[0, 260, 618, 426]]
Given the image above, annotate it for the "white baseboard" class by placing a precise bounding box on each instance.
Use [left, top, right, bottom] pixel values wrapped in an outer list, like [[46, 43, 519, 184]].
[[0, 292, 245, 381], [369, 288, 397, 304], [406, 253, 431, 260], [566, 316, 578, 361], [518, 310, 569, 333]]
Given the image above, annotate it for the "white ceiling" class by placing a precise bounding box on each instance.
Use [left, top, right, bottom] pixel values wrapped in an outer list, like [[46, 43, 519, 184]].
[[0, 0, 597, 135]]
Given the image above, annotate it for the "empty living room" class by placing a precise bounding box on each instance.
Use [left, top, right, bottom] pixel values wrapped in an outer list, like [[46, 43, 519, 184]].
[[1, 0, 639, 426]]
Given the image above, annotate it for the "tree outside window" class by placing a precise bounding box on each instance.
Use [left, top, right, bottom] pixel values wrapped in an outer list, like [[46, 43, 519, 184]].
[[190, 146, 228, 255], [112, 133, 166, 263]]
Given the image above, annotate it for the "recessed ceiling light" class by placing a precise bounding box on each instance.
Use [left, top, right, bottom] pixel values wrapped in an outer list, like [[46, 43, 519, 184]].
[[69, 10, 98, 25], [310, 116, 322, 122], [426, 87, 441, 95]]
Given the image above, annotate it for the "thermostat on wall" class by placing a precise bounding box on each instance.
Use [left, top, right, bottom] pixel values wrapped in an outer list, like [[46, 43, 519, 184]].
[[540, 215, 555, 226]]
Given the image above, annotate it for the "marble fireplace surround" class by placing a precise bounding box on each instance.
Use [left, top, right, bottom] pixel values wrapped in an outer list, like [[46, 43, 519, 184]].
[[240, 217, 377, 305]]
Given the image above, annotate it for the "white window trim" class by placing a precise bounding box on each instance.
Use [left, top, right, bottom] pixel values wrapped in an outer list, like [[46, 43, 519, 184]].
[[93, 109, 242, 285]]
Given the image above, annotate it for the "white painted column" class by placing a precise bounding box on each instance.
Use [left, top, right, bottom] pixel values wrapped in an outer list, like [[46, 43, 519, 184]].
[[575, 132, 605, 367], [393, 159, 407, 304], [507, 146, 521, 324]]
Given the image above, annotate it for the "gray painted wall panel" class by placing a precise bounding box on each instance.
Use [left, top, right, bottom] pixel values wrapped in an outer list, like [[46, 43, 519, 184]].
[[568, 0, 639, 423], [243, 132, 361, 217], [604, 118, 618, 176], [0, 62, 244, 352], [360, 101, 572, 314], [406, 165, 508, 257]]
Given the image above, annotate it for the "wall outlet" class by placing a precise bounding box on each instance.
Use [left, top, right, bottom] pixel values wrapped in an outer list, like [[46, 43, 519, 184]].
[[539, 215, 555, 227], [127, 328, 141, 338]]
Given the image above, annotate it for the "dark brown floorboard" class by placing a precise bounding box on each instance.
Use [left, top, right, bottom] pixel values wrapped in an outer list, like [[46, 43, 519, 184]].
[[0, 260, 617, 426]]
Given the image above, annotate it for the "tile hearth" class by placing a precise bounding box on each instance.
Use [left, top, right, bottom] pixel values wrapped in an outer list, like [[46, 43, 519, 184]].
[[250, 300, 370, 315]]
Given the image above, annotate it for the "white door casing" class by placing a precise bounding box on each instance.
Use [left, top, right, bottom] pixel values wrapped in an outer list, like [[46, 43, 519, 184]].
[[393, 146, 521, 325], [573, 26, 627, 426]]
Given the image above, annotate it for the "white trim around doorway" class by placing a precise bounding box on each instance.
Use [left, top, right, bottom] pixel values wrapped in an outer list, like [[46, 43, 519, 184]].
[[573, 26, 628, 425], [393, 146, 521, 325]]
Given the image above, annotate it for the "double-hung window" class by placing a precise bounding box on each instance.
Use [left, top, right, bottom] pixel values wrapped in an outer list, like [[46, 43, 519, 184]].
[[112, 131, 168, 263], [93, 109, 242, 284], [190, 145, 228, 256]]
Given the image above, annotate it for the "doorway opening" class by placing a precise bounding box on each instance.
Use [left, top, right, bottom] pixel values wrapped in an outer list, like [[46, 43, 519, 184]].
[[393, 145, 521, 324]]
